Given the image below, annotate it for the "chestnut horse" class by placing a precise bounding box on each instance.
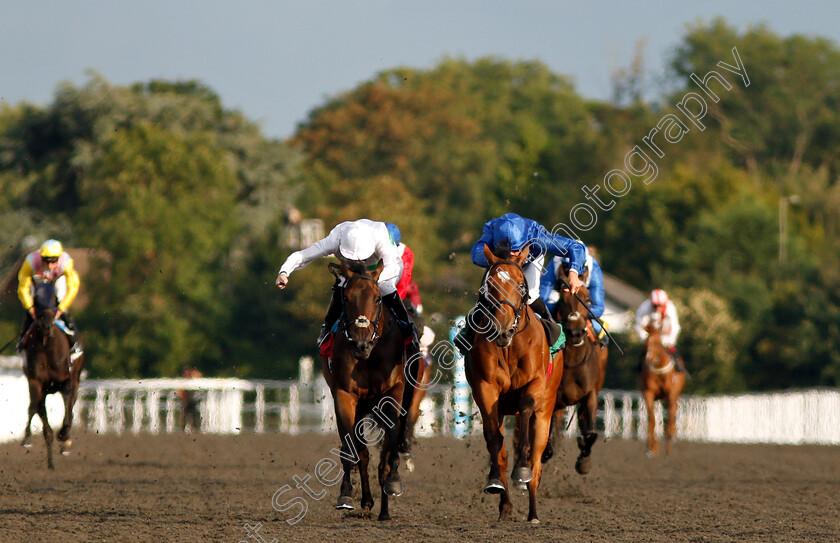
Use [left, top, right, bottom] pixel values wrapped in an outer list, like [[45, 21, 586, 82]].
[[542, 280, 609, 475], [321, 260, 409, 521], [21, 282, 85, 469], [640, 318, 686, 457], [466, 245, 563, 523]]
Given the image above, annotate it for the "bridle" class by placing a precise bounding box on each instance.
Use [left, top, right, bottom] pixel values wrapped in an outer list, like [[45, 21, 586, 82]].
[[644, 331, 674, 374], [480, 259, 530, 338], [340, 274, 383, 344]]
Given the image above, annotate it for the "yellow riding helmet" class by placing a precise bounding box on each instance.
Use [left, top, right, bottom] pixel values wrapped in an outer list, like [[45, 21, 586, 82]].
[[40, 239, 63, 258]]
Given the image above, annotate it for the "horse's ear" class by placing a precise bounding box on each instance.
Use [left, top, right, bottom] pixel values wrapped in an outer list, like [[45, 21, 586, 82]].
[[515, 245, 530, 265], [369, 259, 384, 281], [340, 260, 351, 277], [483, 243, 498, 265]]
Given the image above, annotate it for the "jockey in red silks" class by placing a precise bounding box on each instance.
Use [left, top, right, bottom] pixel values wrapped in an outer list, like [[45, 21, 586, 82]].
[[635, 289, 688, 374], [385, 222, 415, 300]]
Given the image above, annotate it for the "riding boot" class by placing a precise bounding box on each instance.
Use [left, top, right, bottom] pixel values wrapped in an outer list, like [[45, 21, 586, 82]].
[[529, 297, 555, 322], [668, 346, 690, 377], [383, 291, 419, 352], [317, 286, 344, 347], [529, 298, 564, 351]]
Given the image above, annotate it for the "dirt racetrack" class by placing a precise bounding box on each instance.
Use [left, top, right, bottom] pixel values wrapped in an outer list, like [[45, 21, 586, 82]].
[[1, 430, 838, 542]]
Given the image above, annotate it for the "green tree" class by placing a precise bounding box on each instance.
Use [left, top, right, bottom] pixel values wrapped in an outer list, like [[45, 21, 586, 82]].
[[77, 122, 238, 376]]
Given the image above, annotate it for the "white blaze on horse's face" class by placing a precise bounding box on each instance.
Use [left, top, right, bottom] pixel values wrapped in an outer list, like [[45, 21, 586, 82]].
[[354, 316, 370, 328], [496, 270, 511, 283]]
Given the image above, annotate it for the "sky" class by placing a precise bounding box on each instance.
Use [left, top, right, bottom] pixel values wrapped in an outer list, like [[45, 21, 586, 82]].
[[2, 1, 839, 140]]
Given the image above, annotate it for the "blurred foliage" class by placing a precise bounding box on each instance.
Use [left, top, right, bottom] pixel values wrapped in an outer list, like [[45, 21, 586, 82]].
[[1, 21, 840, 393]]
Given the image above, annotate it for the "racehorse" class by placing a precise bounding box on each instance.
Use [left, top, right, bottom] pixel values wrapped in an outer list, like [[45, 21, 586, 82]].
[[20, 282, 85, 470], [640, 318, 686, 457], [541, 279, 609, 475], [465, 244, 563, 523], [321, 260, 410, 521]]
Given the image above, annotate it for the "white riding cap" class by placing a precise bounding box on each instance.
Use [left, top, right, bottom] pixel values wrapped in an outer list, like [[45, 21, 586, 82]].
[[339, 224, 376, 261]]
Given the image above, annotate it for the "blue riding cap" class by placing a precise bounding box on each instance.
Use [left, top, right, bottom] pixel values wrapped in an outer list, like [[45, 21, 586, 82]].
[[492, 215, 528, 251], [386, 222, 402, 245]]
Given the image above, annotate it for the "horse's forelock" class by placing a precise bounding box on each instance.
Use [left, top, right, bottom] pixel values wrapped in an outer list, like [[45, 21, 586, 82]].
[[34, 283, 58, 312], [344, 259, 368, 276]]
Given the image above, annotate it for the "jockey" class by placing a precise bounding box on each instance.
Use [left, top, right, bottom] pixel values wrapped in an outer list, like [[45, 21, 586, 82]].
[[539, 248, 608, 346], [635, 289, 687, 374], [275, 219, 420, 356], [467, 213, 586, 352], [16, 239, 83, 356], [385, 223, 415, 303]]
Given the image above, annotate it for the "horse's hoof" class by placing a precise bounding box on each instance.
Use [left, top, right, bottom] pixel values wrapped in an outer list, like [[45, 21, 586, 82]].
[[378, 513, 391, 521], [575, 456, 592, 475], [384, 480, 403, 497], [21, 442, 32, 449], [511, 466, 533, 484], [59, 440, 72, 455], [645, 450, 655, 458], [483, 478, 505, 494], [530, 518, 541, 524], [335, 496, 354, 510], [514, 481, 527, 492]]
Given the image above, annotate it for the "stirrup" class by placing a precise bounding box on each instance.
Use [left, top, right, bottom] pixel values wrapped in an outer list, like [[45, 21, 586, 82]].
[[316, 324, 329, 347]]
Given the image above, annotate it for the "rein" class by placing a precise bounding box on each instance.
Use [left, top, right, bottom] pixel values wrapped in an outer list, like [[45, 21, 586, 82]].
[[644, 342, 674, 374]]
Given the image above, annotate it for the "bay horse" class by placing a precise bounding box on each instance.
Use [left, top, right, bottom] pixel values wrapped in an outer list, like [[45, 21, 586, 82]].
[[321, 260, 409, 521], [640, 317, 686, 457], [21, 282, 85, 470], [466, 244, 563, 523], [542, 278, 608, 475]]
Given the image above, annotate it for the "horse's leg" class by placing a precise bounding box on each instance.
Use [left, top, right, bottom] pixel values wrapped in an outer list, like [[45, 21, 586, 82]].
[[495, 411, 513, 521], [642, 389, 657, 457], [665, 385, 681, 456], [354, 414, 374, 512], [541, 408, 562, 463], [512, 384, 539, 486], [526, 407, 552, 523], [399, 385, 424, 472], [58, 380, 79, 454], [397, 352, 423, 454], [37, 396, 55, 470], [474, 382, 505, 495], [333, 392, 358, 510], [574, 390, 599, 475], [378, 394, 404, 521], [21, 381, 40, 448]]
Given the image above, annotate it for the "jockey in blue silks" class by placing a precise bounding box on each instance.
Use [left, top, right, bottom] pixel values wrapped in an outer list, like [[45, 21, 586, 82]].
[[470, 213, 587, 323], [539, 250, 608, 346]]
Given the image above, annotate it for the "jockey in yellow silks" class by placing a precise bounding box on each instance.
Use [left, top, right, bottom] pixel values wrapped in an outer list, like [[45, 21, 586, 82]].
[[16, 239, 83, 356]]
